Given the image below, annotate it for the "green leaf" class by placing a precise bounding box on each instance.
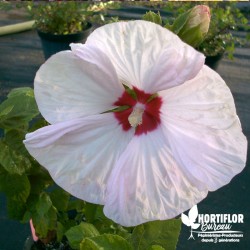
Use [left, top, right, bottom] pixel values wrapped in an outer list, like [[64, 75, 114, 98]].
[[0, 140, 31, 174], [28, 171, 53, 195], [131, 219, 181, 250], [68, 199, 86, 212], [115, 225, 132, 241], [0, 105, 13, 118], [6, 197, 26, 220], [142, 11, 162, 26], [29, 116, 48, 132], [4, 130, 28, 155], [56, 221, 65, 242], [170, 10, 191, 34], [80, 234, 133, 250], [66, 222, 100, 249], [0, 172, 30, 220], [178, 24, 204, 48], [36, 192, 53, 216], [148, 245, 165, 250], [92, 205, 117, 234], [62, 218, 78, 232], [50, 187, 70, 212], [0, 163, 5, 175], [7, 87, 33, 99], [84, 202, 99, 223], [22, 210, 32, 223], [1, 128, 32, 175], [32, 206, 57, 238], [0, 87, 39, 130], [0, 172, 30, 202]]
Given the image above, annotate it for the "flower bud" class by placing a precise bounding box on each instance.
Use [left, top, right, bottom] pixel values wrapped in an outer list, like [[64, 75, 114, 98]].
[[188, 5, 210, 35], [170, 5, 211, 48]]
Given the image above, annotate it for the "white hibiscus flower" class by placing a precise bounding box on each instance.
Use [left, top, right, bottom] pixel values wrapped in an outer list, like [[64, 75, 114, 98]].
[[24, 20, 247, 227]]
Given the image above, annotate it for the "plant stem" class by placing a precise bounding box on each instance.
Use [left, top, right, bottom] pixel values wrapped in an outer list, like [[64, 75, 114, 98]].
[[0, 20, 35, 36]]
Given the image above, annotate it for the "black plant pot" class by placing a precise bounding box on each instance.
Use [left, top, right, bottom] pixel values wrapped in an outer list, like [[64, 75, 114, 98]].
[[205, 53, 224, 71], [37, 23, 92, 60]]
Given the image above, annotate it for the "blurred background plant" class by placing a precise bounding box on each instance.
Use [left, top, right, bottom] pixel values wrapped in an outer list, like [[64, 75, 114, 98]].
[[0, 1, 121, 60], [26, 1, 120, 35], [1, 1, 248, 59], [0, 0, 120, 35], [27, 1, 91, 35]]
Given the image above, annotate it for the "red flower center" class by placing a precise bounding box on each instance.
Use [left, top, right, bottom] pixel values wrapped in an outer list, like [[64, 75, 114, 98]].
[[113, 87, 162, 135]]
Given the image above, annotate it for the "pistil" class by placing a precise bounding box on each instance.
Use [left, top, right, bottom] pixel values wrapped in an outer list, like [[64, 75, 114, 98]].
[[128, 107, 144, 128]]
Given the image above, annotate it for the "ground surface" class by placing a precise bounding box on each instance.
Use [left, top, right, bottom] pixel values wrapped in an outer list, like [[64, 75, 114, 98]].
[[0, 4, 250, 250]]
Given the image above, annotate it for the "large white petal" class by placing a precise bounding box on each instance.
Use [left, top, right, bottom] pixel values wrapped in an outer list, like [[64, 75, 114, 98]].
[[160, 66, 247, 191], [86, 20, 204, 91], [104, 129, 207, 227], [142, 44, 204, 93], [159, 66, 238, 129], [162, 119, 247, 192], [35, 51, 123, 124], [24, 113, 134, 204], [70, 43, 118, 84]]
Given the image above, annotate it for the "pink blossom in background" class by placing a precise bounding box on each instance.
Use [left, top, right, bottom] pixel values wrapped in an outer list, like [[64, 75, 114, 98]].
[[24, 21, 247, 226]]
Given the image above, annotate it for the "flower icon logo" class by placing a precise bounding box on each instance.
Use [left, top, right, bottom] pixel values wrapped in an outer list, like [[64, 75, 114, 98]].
[[181, 205, 200, 240]]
